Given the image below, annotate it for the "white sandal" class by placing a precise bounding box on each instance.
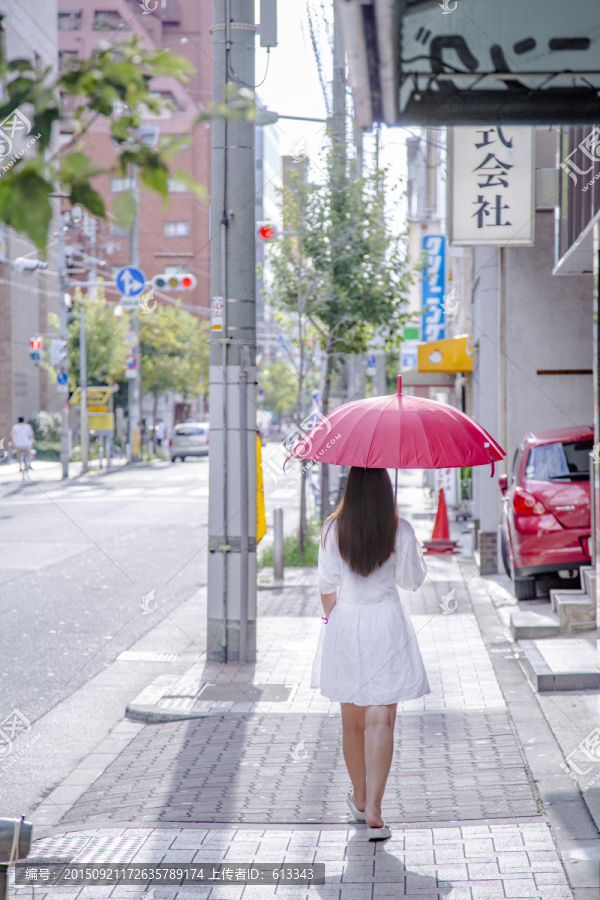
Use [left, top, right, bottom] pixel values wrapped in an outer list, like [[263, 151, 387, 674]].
[[346, 791, 366, 821], [367, 823, 391, 841]]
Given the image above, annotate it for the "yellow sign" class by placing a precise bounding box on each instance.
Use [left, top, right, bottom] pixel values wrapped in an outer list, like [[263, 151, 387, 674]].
[[417, 334, 473, 373], [132, 427, 141, 458], [256, 434, 266, 544], [69, 386, 113, 406], [88, 413, 114, 433]]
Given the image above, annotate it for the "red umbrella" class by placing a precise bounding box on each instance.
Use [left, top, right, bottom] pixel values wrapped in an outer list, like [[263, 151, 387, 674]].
[[292, 376, 505, 474]]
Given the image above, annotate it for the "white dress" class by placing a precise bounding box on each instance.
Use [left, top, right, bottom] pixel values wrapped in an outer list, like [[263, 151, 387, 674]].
[[312, 517, 430, 706]]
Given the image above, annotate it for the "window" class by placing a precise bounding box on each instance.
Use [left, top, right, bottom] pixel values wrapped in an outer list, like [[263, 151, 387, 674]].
[[167, 178, 188, 193], [176, 426, 205, 437], [93, 11, 129, 31], [111, 177, 134, 193], [525, 440, 593, 483], [164, 265, 189, 276], [58, 10, 81, 31], [164, 221, 189, 237]]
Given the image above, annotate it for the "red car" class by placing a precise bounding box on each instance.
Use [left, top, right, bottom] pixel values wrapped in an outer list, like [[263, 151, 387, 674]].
[[500, 426, 592, 600]]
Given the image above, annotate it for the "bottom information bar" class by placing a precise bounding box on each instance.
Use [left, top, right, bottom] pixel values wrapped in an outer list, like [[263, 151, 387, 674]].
[[16, 863, 325, 886]]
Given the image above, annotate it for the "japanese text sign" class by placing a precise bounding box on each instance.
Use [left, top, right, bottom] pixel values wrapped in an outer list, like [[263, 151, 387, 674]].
[[449, 126, 534, 246], [421, 235, 446, 343]]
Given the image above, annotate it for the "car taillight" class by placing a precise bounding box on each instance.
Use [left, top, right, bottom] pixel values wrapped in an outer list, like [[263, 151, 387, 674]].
[[169, 438, 172, 447], [513, 489, 546, 516], [206, 435, 209, 445]]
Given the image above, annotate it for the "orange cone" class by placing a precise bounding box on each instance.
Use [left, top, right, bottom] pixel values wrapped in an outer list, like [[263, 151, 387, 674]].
[[423, 487, 459, 554]]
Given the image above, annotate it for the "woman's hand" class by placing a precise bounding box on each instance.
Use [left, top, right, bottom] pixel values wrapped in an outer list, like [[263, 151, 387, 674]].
[[320, 591, 337, 617]]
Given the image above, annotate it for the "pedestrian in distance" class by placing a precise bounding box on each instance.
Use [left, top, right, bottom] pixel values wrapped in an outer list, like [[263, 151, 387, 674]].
[[10, 416, 35, 471], [312, 467, 430, 840]]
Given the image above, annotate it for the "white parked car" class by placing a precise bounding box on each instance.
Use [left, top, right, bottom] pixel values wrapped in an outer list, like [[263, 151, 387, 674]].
[[169, 422, 209, 462]]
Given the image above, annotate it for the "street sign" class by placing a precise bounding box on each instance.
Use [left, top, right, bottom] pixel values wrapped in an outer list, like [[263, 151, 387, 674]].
[[421, 235, 446, 343], [125, 352, 139, 379], [120, 294, 141, 310], [115, 266, 146, 298], [395, 0, 600, 125], [123, 330, 139, 350], [448, 126, 534, 246], [211, 296, 224, 331], [57, 371, 68, 385], [366, 353, 376, 376], [69, 387, 113, 406]]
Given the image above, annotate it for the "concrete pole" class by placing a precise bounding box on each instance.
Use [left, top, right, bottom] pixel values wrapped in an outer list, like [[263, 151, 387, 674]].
[[58, 214, 69, 479], [79, 308, 88, 474], [321, 1, 346, 523], [128, 165, 142, 463], [273, 507, 284, 581], [208, 0, 257, 663]]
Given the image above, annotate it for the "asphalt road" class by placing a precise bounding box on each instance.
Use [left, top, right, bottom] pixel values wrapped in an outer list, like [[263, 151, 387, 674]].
[[0, 453, 303, 728]]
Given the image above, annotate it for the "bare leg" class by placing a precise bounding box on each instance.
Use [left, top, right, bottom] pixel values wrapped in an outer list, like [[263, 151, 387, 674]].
[[364, 703, 397, 828], [340, 702, 366, 809]]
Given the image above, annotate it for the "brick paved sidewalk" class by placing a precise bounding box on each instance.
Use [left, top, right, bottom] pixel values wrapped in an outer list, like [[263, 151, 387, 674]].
[[13, 477, 594, 899]]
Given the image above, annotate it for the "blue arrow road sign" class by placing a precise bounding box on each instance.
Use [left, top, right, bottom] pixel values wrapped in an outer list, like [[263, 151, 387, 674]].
[[57, 371, 68, 385], [116, 266, 146, 298]]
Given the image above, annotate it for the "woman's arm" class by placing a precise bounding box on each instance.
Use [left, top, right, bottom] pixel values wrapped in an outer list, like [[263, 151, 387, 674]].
[[320, 591, 337, 618]]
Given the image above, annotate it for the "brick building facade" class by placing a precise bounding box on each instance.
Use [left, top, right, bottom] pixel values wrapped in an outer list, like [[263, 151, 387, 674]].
[[58, 0, 212, 315], [0, 0, 61, 443]]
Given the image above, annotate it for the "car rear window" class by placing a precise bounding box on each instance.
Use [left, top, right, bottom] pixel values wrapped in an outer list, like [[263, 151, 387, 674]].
[[176, 426, 205, 437], [525, 439, 593, 482]]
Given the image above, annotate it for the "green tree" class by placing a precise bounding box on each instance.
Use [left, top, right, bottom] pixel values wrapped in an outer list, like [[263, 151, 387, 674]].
[[258, 359, 297, 417], [0, 34, 202, 249], [268, 145, 415, 522], [266, 167, 330, 551], [50, 282, 124, 389], [140, 304, 209, 425], [309, 146, 414, 520]]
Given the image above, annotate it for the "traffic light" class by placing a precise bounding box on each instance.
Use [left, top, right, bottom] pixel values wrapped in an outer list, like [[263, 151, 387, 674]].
[[257, 221, 278, 242], [29, 337, 43, 364], [151, 273, 197, 290]]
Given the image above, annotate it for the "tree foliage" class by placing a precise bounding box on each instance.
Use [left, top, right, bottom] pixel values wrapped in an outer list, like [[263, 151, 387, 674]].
[[140, 305, 209, 404], [0, 35, 201, 248]]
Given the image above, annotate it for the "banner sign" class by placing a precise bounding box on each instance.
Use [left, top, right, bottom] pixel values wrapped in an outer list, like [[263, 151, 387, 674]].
[[397, 0, 600, 124], [421, 235, 446, 343], [448, 126, 534, 246]]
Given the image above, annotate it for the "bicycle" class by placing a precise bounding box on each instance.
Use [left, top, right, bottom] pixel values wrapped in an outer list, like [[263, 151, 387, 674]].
[[15, 447, 31, 479]]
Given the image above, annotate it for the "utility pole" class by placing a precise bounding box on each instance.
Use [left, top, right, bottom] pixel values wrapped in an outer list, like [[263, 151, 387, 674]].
[[208, 0, 257, 663], [79, 306, 88, 474], [321, 1, 346, 522], [128, 165, 142, 462], [58, 214, 70, 479]]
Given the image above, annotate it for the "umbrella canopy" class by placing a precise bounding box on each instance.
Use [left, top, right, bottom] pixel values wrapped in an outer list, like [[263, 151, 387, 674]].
[[292, 376, 505, 471]]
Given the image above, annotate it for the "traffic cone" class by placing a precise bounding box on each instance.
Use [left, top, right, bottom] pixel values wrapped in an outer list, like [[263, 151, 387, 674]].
[[423, 487, 459, 554]]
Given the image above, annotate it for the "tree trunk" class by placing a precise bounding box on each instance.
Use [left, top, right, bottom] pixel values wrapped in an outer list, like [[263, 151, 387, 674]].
[[320, 348, 333, 523], [299, 463, 307, 559]]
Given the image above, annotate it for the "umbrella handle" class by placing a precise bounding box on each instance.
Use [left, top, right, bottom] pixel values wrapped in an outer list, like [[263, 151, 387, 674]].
[[488, 453, 495, 478]]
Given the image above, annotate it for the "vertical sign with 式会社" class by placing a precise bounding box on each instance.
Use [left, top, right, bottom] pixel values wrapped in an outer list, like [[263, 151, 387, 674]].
[[449, 126, 534, 246], [421, 235, 446, 343]]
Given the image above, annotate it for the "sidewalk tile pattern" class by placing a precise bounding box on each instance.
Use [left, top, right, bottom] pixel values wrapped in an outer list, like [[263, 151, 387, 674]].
[[11, 821, 571, 899], [58, 710, 536, 826]]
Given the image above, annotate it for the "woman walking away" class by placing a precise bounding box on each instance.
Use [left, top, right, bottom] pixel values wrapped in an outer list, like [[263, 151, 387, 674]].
[[316, 467, 429, 840]]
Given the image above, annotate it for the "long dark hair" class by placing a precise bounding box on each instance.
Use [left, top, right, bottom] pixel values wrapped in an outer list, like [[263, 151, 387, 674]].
[[323, 467, 398, 577]]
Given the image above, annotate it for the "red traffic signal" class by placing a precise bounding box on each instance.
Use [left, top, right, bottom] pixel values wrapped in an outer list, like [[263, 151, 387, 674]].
[[151, 273, 197, 291], [30, 337, 43, 363], [257, 221, 278, 242]]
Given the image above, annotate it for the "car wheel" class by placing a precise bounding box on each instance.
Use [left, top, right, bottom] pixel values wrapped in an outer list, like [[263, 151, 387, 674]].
[[180, 455, 186, 462], [170, 456, 177, 463], [513, 576, 536, 601], [501, 532, 511, 578]]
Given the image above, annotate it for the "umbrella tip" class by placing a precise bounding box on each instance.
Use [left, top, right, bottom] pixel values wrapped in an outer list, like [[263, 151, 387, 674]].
[[397, 375, 402, 395]]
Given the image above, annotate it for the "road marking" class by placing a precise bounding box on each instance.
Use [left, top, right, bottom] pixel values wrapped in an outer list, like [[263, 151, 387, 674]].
[[118, 650, 179, 663]]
